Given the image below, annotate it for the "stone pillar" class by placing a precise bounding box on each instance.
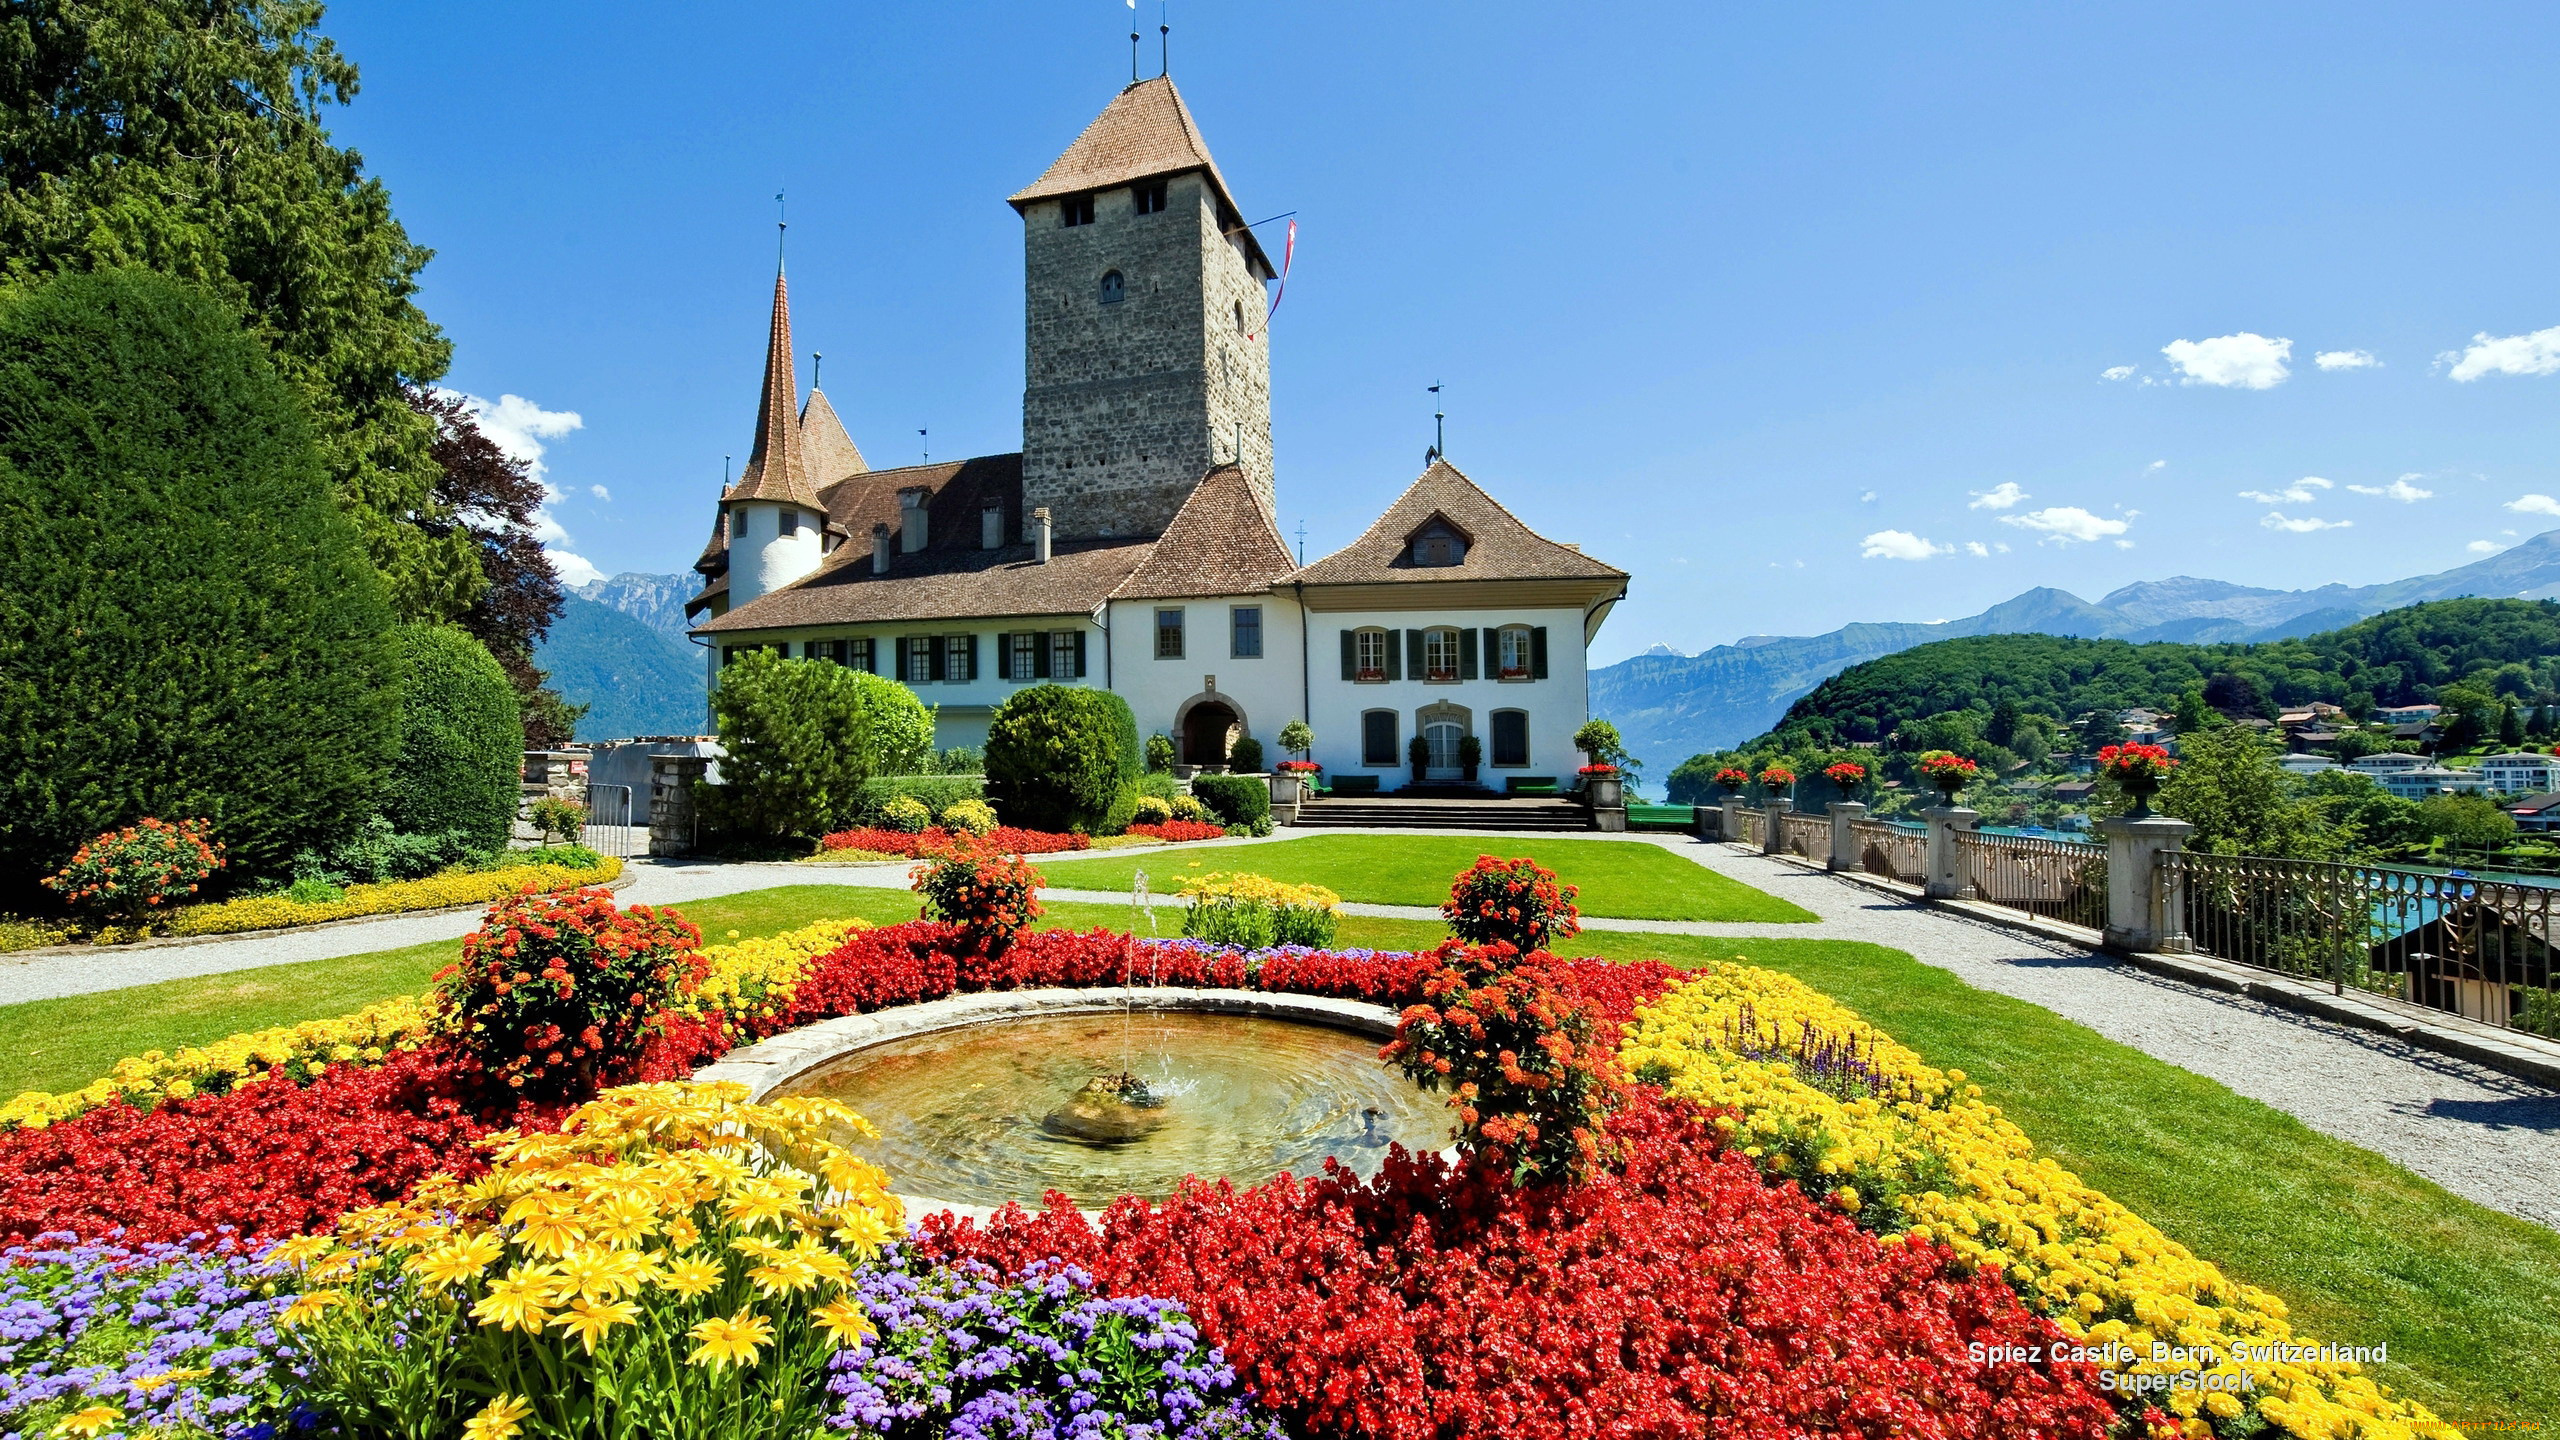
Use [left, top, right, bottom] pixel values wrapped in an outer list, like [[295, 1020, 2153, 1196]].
[[1268, 772, 1300, 827], [2097, 814, 2194, 954], [1720, 799, 1746, 842], [1921, 805, 1978, 900], [649, 754, 711, 858], [1827, 801, 1868, 872], [1760, 796, 1793, 855]]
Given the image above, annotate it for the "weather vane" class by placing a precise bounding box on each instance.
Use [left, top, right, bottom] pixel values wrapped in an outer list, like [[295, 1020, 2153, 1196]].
[[1426, 382, 1444, 464]]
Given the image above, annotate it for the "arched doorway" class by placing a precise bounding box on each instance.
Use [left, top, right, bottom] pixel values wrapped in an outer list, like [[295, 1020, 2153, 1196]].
[[1183, 701, 1239, 766], [1415, 701, 1471, 784]]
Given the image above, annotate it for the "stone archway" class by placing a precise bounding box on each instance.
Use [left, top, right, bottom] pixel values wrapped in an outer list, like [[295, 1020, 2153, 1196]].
[[1415, 701, 1471, 782], [1173, 687, 1248, 766]]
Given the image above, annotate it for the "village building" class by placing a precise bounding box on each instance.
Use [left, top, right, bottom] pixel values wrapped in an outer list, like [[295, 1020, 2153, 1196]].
[[685, 77, 1625, 787]]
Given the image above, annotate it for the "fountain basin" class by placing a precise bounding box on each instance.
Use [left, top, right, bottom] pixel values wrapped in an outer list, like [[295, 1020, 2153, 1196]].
[[695, 988, 1447, 1218]]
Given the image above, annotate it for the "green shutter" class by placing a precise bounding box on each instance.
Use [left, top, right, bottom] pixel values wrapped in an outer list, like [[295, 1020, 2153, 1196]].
[[1531, 626, 1550, 680], [893, 641, 909, 683], [1405, 629, 1424, 679], [1460, 628, 1479, 680], [1074, 630, 1088, 677], [1340, 629, 1356, 680], [1386, 630, 1402, 682], [1482, 627, 1500, 677], [964, 633, 980, 681]]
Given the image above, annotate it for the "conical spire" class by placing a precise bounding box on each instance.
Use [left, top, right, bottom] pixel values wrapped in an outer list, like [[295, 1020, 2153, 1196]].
[[799, 386, 868, 482], [728, 268, 824, 510]]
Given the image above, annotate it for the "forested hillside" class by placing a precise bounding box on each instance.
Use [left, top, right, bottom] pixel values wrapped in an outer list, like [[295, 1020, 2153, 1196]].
[[1757, 598, 2560, 752]]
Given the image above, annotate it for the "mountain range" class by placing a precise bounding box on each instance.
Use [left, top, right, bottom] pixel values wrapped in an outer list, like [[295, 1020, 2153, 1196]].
[[535, 574, 710, 741], [1590, 529, 2560, 771]]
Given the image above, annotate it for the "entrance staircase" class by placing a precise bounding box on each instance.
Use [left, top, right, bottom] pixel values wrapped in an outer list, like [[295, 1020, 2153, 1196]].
[[1291, 790, 1592, 832]]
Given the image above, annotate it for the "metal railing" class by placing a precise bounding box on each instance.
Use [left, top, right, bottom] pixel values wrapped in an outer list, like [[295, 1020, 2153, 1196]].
[[1851, 819, 1925, 885], [1959, 831, 2107, 932], [1778, 811, 1829, 862], [2161, 851, 2560, 1037], [582, 784, 638, 860], [1738, 807, 1768, 848]]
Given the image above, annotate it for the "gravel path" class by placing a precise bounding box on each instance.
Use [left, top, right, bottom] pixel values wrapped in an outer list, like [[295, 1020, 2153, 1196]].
[[6, 829, 2551, 1231]]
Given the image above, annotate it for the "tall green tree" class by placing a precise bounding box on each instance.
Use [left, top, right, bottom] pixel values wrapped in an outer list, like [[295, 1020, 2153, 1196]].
[[705, 653, 932, 840], [384, 624, 522, 852], [0, 267, 402, 899], [2154, 728, 2347, 860], [0, 0, 476, 620]]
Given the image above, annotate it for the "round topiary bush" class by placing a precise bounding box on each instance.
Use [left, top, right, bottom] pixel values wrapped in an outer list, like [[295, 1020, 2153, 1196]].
[[1227, 736, 1265, 774], [383, 624, 523, 852], [707, 653, 935, 840], [0, 268, 403, 902], [984, 685, 1141, 835]]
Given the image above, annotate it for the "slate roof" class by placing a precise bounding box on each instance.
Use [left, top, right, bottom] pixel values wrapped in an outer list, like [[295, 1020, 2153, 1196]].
[[1113, 464, 1295, 600], [1288, 460, 1626, 588], [1009, 77, 1272, 276]]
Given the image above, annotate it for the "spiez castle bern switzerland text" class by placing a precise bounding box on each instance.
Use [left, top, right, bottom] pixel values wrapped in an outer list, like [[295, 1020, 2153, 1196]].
[[686, 76, 1627, 785]]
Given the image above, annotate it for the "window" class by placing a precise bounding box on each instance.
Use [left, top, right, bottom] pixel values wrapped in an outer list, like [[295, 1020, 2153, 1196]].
[[1423, 628, 1462, 683], [1155, 607, 1185, 659], [904, 636, 935, 683], [1492, 710, 1530, 768], [849, 637, 875, 673], [1354, 627, 1389, 682], [1233, 301, 1246, 335], [1050, 630, 1082, 680], [1060, 194, 1094, 227], [944, 634, 976, 683], [730, 508, 748, 538], [1230, 606, 1262, 658], [781, 511, 800, 537], [1362, 710, 1399, 767], [1134, 180, 1167, 215], [1412, 524, 1465, 567], [1009, 632, 1037, 681], [1099, 269, 1125, 305], [1497, 625, 1534, 679]]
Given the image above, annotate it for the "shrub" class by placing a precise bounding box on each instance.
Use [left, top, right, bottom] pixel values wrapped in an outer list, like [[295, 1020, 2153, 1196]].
[[853, 774, 986, 827], [708, 654, 933, 839], [427, 887, 705, 1098], [985, 685, 1142, 835], [1384, 942, 1621, 1182], [878, 794, 933, 833], [527, 795, 584, 845], [1145, 732, 1177, 773], [1228, 736, 1265, 773], [922, 743, 985, 775], [1137, 771, 1183, 802], [1169, 794, 1212, 824], [1132, 795, 1174, 825], [0, 268, 402, 902], [383, 624, 522, 851], [1442, 855, 1581, 954], [910, 848, 1044, 948], [40, 818, 224, 921], [1189, 774, 1270, 831], [1177, 873, 1340, 950], [940, 796, 999, 837], [288, 816, 479, 887], [164, 855, 621, 938]]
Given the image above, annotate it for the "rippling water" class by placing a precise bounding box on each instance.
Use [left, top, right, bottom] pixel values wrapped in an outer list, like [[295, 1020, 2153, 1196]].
[[779, 1012, 1451, 1208]]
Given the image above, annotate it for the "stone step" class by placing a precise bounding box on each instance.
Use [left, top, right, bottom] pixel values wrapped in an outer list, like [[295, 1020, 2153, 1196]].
[[1292, 800, 1591, 832]]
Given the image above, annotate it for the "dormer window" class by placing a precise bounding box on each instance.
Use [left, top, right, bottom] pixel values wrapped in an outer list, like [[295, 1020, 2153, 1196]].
[[1099, 269, 1125, 305], [1410, 521, 1467, 567], [1134, 180, 1167, 215], [1060, 194, 1095, 227]]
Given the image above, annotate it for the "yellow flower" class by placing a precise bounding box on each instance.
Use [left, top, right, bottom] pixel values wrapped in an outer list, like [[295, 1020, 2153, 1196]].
[[277, 1290, 346, 1327], [514, 1210, 587, 1258], [266, 1233, 335, 1270], [127, 1368, 206, 1395], [688, 1308, 775, 1370], [812, 1296, 876, 1348], [721, 1179, 797, 1231], [53, 1405, 122, 1436], [747, 1256, 820, 1296], [557, 1296, 642, 1352], [408, 1232, 502, 1289], [826, 1205, 897, 1254], [470, 1266, 560, 1333], [662, 1254, 725, 1298], [461, 1393, 533, 1440]]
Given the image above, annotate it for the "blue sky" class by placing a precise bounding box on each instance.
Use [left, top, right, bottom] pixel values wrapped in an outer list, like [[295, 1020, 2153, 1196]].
[[324, 2, 2560, 663]]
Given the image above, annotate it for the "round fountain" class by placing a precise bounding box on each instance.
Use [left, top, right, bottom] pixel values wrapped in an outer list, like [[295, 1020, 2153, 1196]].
[[700, 990, 1447, 1213]]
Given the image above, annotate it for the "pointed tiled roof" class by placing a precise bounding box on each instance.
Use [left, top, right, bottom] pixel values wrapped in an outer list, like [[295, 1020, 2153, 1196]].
[[727, 269, 825, 510], [1114, 464, 1296, 600], [1289, 460, 1627, 587], [1010, 77, 1270, 274], [799, 388, 868, 485]]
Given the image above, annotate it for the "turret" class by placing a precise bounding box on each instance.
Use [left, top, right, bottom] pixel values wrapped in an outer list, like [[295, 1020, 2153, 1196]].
[[724, 266, 828, 607]]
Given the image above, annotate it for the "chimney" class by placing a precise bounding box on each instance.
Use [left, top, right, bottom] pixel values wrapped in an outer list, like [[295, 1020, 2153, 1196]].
[[898, 487, 929, 553], [871, 522, 891, 575], [1032, 506, 1052, 564]]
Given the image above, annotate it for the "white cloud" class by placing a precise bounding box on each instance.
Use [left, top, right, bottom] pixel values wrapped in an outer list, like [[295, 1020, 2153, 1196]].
[[1858, 490, 1879, 504], [1964, 541, 1989, 557], [2445, 325, 2560, 381], [2100, 365, 2135, 382], [2113, 539, 2135, 550], [2346, 478, 2432, 502], [2260, 513, 2352, 533], [1968, 482, 2029, 511], [451, 392, 584, 479], [545, 548, 604, 587], [2314, 349, 2379, 371], [2001, 507, 2133, 544], [2469, 540, 2503, 554], [2506, 494, 2560, 517], [2145, 460, 2167, 473], [589, 484, 612, 501], [2160, 332, 2292, 389], [2236, 477, 2333, 505], [1861, 529, 1953, 561]]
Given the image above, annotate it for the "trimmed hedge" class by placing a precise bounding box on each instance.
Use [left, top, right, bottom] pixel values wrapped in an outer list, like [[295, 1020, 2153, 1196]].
[[853, 775, 986, 826], [985, 685, 1141, 835], [1190, 773, 1271, 831], [384, 625, 521, 851]]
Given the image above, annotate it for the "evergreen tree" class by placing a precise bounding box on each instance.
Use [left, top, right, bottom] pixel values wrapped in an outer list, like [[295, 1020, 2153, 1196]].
[[0, 268, 401, 899], [2497, 701, 2523, 748], [1, 0, 474, 619], [2154, 728, 2348, 861], [383, 624, 523, 851]]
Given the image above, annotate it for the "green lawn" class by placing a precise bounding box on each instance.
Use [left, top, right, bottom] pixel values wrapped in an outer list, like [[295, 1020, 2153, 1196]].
[[1034, 833, 1815, 922], [4, 883, 2551, 1418]]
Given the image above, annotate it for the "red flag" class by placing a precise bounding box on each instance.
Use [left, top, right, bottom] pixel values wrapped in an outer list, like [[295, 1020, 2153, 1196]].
[[1249, 219, 1295, 341]]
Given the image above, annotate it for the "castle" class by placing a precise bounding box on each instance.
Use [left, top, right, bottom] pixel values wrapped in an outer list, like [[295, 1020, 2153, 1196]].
[[687, 77, 1625, 787]]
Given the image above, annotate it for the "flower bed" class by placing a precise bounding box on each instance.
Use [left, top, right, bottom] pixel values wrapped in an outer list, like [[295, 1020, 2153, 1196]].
[[817, 825, 1093, 858], [159, 855, 624, 937], [1126, 819, 1231, 842]]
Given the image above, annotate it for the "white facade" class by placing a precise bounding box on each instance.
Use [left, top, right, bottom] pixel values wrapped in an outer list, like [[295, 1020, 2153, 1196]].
[[2278, 755, 2339, 775], [2476, 753, 2557, 795], [1299, 607, 1595, 786], [2374, 767, 2491, 802], [2348, 753, 2427, 773], [709, 616, 1106, 753], [2376, 704, 2442, 725], [1103, 594, 1307, 764]]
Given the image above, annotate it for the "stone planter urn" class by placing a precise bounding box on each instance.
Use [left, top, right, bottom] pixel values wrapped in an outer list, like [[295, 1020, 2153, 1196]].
[[1272, 772, 1306, 807], [1586, 775, 1625, 809]]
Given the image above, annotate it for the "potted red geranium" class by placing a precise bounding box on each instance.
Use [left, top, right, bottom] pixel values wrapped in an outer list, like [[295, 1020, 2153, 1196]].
[[2098, 742, 2178, 817], [1757, 764, 1797, 797], [1823, 760, 1868, 793], [1914, 750, 1979, 803], [1578, 762, 1624, 808], [1712, 766, 1751, 795]]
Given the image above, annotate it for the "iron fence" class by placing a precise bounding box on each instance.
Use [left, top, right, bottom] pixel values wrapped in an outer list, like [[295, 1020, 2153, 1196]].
[[1851, 820, 1925, 885], [1779, 812, 1830, 862], [1958, 831, 2107, 932], [1738, 807, 1768, 848], [582, 784, 638, 860], [2160, 851, 2560, 1037]]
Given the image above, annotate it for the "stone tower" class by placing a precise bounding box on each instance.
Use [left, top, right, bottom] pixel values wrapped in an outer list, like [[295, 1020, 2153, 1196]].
[[1010, 77, 1276, 542]]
